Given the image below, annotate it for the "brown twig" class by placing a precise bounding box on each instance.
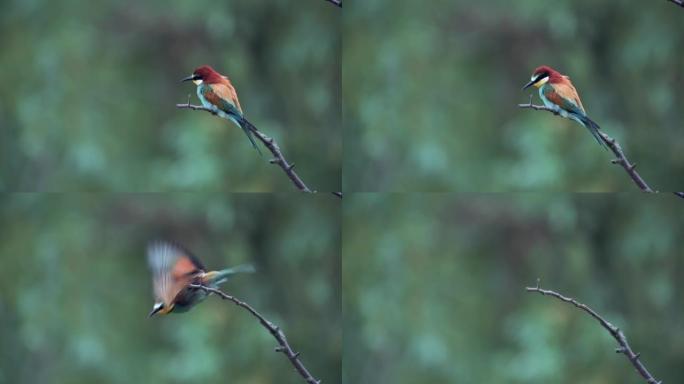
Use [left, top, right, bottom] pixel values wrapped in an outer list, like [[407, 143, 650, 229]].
[[518, 100, 654, 192], [176, 102, 313, 193], [668, 0, 684, 7], [324, 0, 342, 7], [526, 280, 662, 384], [190, 284, 321, 384]]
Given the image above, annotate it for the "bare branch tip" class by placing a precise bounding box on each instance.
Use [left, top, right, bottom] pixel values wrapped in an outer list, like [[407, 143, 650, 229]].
[[527, 283, 661, 383]]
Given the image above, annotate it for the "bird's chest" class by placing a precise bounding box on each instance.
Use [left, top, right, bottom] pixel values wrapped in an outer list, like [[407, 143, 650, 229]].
[[197, 85, 215, 110], [538, 86, 552, 107], [539, 85, 562, 113]]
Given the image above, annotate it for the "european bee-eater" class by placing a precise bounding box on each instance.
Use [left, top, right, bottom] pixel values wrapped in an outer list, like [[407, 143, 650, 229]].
[[147, 241, 254, 317], [182, 65, 262, 155], [522, 65, 606, 149]]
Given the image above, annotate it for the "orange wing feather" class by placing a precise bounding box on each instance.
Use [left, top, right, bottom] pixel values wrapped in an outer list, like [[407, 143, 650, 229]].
[[207, 79, 242, 114], [553, 77, 585, 113]]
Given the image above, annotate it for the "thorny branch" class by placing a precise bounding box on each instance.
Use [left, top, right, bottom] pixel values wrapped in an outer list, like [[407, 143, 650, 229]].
[[190, 284, 321, 384], [176, 102, 313, 193], [518, 99, 654, 192], [526, 280, 662, 384]]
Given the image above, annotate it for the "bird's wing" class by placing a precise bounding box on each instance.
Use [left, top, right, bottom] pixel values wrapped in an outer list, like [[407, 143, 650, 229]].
[[544, 82, 586, 114], [201, 82, 243, 116], [147, 241, 205, 307]]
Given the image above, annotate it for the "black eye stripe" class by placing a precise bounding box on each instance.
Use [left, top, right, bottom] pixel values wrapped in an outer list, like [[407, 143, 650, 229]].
[[535, 72, 550, 82]]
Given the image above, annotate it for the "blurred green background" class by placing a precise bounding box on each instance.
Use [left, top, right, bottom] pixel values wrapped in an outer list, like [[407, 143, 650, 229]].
[[344, 193, 684, 383], [0, 193, 340, 383], [0, 0, 340, 192], [344, 0, 684, 192]]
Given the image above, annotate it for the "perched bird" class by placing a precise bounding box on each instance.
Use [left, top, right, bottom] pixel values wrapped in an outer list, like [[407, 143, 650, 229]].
[[182, 65, 262, 155], [522, 65, 606, 149], [147, 241, 254, 317]]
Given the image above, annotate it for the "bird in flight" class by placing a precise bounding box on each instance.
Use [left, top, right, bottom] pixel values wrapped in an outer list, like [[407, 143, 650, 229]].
[[147, 241, 254, 317]]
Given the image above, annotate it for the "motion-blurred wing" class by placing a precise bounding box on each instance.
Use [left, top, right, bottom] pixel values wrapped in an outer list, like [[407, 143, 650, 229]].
[[147, 241, 205, 307]]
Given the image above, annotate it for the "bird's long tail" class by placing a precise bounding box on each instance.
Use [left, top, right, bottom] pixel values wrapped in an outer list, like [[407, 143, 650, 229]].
[[236, 116, 263, 156], [576, 114, 608, 150], [203, 264, 256, 286]]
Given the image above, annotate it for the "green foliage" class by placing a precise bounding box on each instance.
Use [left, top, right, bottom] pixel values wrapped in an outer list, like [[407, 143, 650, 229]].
[[0, 0, 340, 192], [0, 194, 341, 383], [343, 0, 684, 191], [343, 194, 684, 383]]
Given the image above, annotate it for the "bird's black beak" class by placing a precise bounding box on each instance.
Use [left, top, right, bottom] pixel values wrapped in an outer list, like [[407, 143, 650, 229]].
[[181, 74, 197, 83], [148, 305, 163, 317], [522, 79, 536, 91]]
